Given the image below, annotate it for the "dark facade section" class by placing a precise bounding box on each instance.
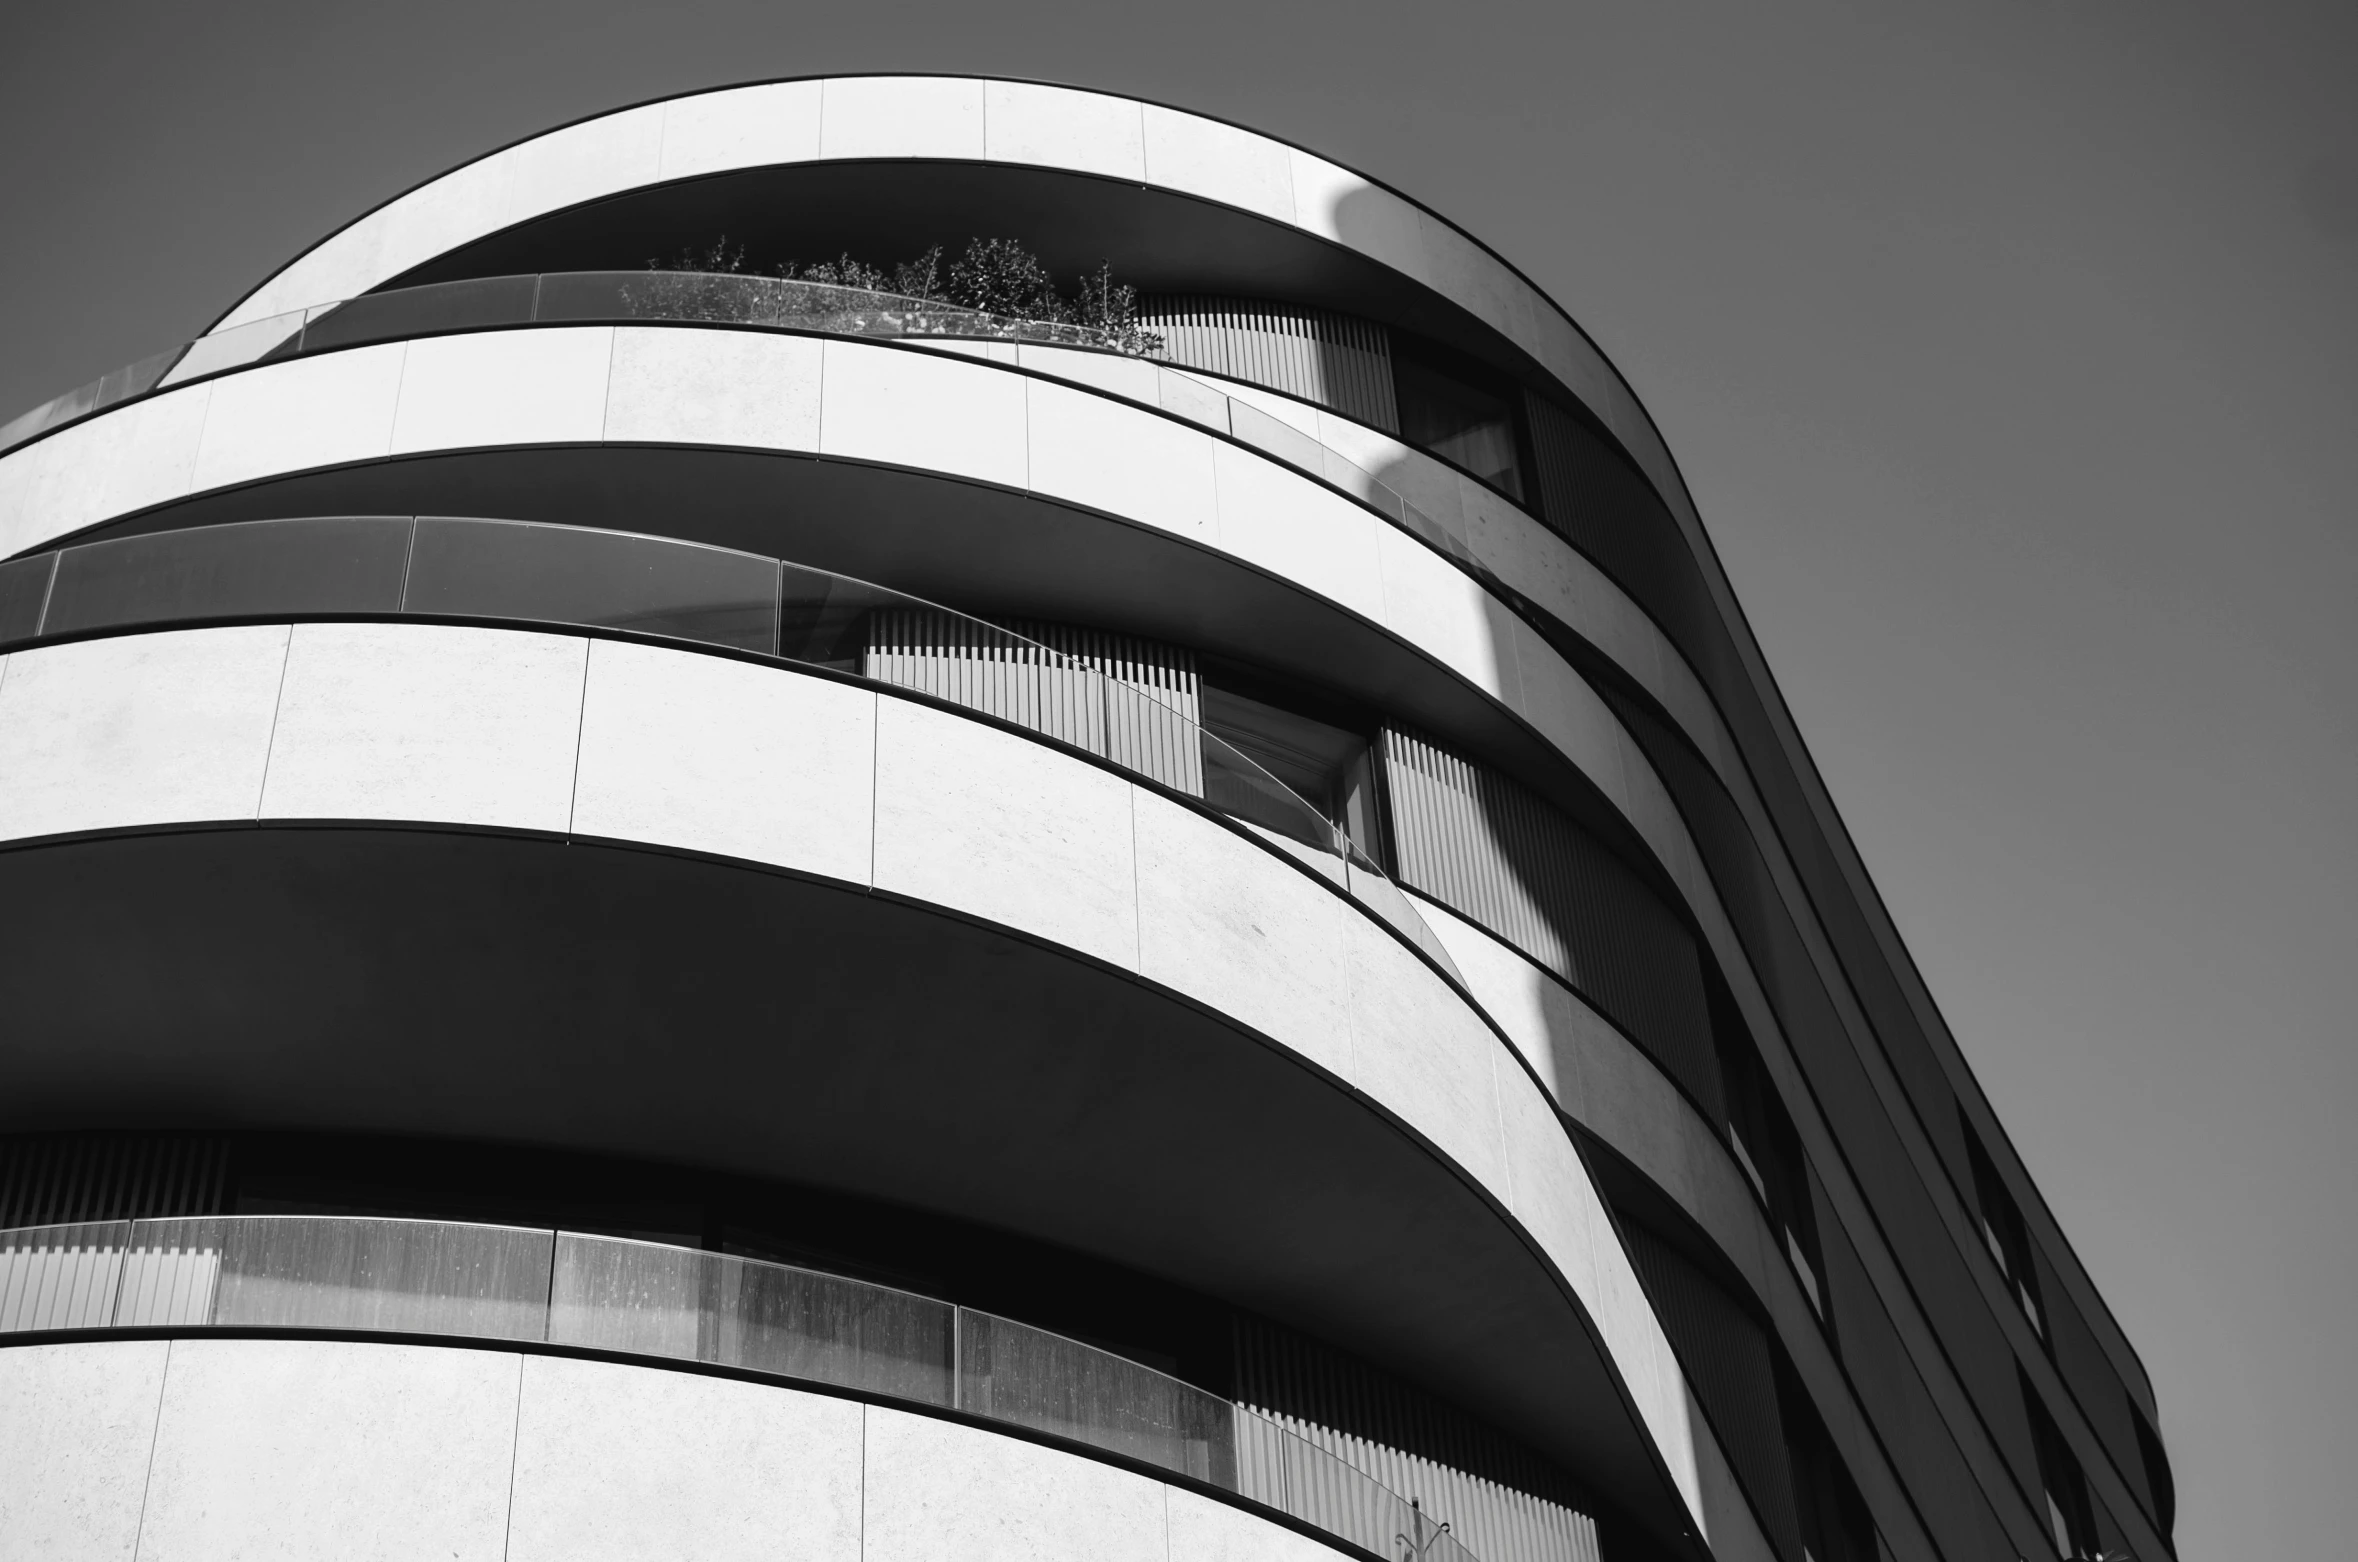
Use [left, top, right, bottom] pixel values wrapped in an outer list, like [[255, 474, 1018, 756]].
[[0, 1132, 231, 1229]]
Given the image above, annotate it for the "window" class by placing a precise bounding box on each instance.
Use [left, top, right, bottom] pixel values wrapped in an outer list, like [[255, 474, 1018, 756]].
[[1965, 1119, 2047, 1339], [1391, 344, 1529, 502], [1716, 1025, 1828, 1322], [1199, 674, 1386, 866], [2024, 1369, 2100, 1559]]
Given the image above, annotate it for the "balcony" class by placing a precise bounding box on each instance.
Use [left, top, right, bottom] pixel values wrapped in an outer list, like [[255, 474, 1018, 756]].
[[2, 1214, 1481, 1562]]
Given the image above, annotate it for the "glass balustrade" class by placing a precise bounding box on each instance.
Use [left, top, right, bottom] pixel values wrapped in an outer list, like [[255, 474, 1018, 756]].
[[0, 514, 1462, 977], [0, 1215, 1491, 1562], [0, 272, 1496, 589]]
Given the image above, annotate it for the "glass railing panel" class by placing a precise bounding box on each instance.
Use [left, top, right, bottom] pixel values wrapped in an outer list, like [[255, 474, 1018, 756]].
[[0, 1220, 129, 1333], [296, 276, 540, 356], [40, 516, 413, 636], [777, 563, 894, 672], [118, 1216, 552, 1340], [160, 311, 310, 387], [549, 1233, 954, 1405], [403, 517, 780, 653], [957, 1309, 1237, 1487], [0, 553, 56, 644]]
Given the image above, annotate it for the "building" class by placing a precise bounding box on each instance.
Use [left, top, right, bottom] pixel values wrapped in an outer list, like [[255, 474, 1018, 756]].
[[0, 76, 2172, 1562]]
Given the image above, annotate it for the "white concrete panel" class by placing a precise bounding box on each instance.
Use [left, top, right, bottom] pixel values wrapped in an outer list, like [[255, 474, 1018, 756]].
[[1564, 999, 1704, 1215], [360, 150, 518, 310], [863, 1405, 1167, 1562], [603, 327, 823, 451], [1491, 1066, 1607, 1303], [1374, 524, 1521, 707], [572, 641, 875, 884], [1155, 367, 1232, 432], [0, 1340, 168, 1562], [819, 340, 1028, 489], [1288, 152, 1431, 285], [1689, 1391, 1778, 1562], [1132, 792, 1355, 1081], [1141, 105, 1294, 222], [0, 384, 211, 558], [1409, 892, 1617, 1114], [1027, 379, 1218, 542], [1166, 1487, 1355, 1562], [1211, 443, 1386, 623], [507, 103, 666, 224], [1419, 214, 1541, 362], [1342, 912, 1508, 1194], [820, 76, 985, 160], [506, 1355, 862, 1562], [984, 81, 1145, 180], [189, 345, 404, 493], [659, 81, 823, 177], [0, 626, 287, 843], [388, 328, 614, 454], [872, 697, 1139, 971], [261, 623, 586, 831], [138, 1338, 519, 1562], [1015, 342, 1161, 405]]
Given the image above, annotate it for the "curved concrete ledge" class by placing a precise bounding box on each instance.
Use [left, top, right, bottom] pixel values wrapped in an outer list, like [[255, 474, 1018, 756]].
[[0, 1334, 1359, 1562], [1409, 892, 1936, 1562], [0, 620, 1776, 1558], [202, 75, 1692, 527]]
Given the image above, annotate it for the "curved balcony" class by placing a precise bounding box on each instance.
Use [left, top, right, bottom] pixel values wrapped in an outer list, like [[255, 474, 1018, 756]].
[[0, 512, 1453, 976], [0, 1214, 1486, 1562]]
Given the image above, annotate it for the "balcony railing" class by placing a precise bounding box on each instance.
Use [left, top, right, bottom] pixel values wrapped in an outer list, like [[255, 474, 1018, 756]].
[[0, 1216, 1481, 1562], [0, 273, 1502, 592], [0, 513, 1457, 976]]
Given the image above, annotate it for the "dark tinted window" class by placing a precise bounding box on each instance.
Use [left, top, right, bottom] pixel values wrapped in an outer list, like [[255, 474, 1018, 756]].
[[0, 553, 56, 642], [1717, 1017, 1829, 1320], [42, 517, 411, 635], [1393, 347, 1526, 501], [1200, 678, 1383, 863], [2025, 1368, 2100, 1558], [1966, 1117, 2048, 1339], [403, 518, 778, 653]]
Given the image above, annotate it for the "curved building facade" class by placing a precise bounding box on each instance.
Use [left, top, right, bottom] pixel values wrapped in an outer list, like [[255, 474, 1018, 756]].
[[0, 77, 2169, 1562]]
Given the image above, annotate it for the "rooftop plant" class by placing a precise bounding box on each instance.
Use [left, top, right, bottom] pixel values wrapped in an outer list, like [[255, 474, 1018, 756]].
[[635, 237, 1163, 355]]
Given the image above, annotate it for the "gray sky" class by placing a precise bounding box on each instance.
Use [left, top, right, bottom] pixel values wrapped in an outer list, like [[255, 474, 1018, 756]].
[[5, 2, 2349, 1555]]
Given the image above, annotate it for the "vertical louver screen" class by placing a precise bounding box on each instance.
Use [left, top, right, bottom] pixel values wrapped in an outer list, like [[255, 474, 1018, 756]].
[[1140, 295, 1400, 432], [1379, 728, 1720, 1112], [1619, 1224, 1807, 1562], [863, 609, 1204, 795], [0, 1133, 231, 1228], [1234, 1315, 1602, 1562]]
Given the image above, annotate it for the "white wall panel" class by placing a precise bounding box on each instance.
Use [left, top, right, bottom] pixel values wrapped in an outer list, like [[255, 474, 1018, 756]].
[[572, 639, 875, 883], [1342, 912, 1510, 1196], [0, 1340, 167, 1562], [1212, 441, 1386, 623], [506, 1354, 862, 1562], [1132, 790, 1356, 1081], [818, 340, 1027, 488], [388, 328, 614, 453], [0, 384, 211, 557], [871, 696, 1140, 970], [603, 326, 822, 451], [1027, 378, 1219, 542], [658, 80, 823, 178], [1141, 105, 1294, 222], [1375, 524, 1523, 706], [506, 104, 666, 226], [1167, 1487, 1355, 1562], [1286, 152, 1430, 284], [189, 344, 404, 492], [820, 76, 985, 160], [984, 81, 1145, 181], [0, 626, 286, 843], [138, 1339, 520, 1562], [1016, 342, 1163, 404], [261, 623, 586, 831], [1507, 619, 1631, 815], [862, 1405, 1168, 1562]]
